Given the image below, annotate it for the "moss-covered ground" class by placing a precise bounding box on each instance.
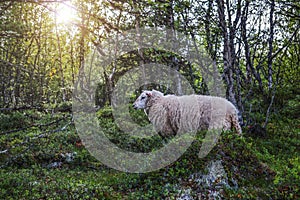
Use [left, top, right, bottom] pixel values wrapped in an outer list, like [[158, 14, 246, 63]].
[[0, 107, 299, 199]]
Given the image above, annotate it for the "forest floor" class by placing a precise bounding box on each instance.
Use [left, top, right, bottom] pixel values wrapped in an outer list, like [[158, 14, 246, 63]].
[[0, 107, 299, 199]]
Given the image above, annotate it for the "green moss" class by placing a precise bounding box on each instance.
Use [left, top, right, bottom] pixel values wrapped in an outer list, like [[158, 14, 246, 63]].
[[0, 108, 299, 199]]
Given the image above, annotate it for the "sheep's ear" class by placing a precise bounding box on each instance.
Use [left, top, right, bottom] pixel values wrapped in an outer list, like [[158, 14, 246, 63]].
[[146, 91, 152, 97]]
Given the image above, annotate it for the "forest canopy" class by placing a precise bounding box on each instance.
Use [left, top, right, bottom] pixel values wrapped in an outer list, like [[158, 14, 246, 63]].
[[0, 0, 299, 126]]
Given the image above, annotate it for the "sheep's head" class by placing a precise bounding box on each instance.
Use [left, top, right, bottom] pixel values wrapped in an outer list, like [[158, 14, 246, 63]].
[[133, 91, 151, 109], [133, 90, 163, 110]]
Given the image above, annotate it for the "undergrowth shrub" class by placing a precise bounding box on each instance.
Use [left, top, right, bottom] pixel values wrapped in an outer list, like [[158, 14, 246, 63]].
[[0, 111, 28, 131], [0, 105, 298, 199], [97, 105, 164, 153]]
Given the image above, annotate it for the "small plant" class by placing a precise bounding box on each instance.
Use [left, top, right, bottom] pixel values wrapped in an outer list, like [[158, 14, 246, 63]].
[[0, 111, 28, 131]]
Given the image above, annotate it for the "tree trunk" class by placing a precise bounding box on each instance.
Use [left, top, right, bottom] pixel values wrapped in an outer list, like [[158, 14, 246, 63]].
[[54, 17, 66, 102], [217, 0, 237, 107], [267, 0, 275, 90]]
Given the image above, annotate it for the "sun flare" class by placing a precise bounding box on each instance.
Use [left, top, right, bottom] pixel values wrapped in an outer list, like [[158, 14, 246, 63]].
[[55, 1, 78, 25]]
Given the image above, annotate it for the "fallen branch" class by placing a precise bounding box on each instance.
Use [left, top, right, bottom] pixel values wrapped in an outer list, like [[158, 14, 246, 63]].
[[0, 120, 72, 153], [0, 115, 69, 135], [0, 106, 43, 112]]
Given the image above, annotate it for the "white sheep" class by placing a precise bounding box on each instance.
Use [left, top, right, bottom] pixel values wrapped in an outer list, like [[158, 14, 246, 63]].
[[133, 89, 242, 138]]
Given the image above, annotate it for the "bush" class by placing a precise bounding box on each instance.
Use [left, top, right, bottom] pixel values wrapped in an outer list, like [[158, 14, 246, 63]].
[[0, 111, 28, 131]]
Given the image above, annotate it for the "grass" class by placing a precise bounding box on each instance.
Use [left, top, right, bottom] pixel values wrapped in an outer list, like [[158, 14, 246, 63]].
[[0, 107, 299, 199]]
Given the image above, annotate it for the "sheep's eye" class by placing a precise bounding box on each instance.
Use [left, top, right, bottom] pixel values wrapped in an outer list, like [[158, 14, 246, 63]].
[[141, 96, 146, 100]]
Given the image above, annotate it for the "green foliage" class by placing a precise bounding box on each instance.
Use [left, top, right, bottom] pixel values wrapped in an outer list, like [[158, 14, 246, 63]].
[[0, 168, 121, 200], [96, 105, 164, 153], [0, 111, 29, 131], [0, 0, 299, 198], [0, 108, 298, 199], [54, 101, 72, 113], [243, 117, 299, 198], [279, 94, 300, 119]]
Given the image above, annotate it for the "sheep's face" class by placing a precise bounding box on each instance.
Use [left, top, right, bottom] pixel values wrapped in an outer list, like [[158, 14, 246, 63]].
[[133, 91, 151, 109]]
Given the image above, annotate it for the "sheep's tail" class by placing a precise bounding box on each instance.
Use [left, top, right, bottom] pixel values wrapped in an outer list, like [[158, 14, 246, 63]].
[[231, 112, 242, 135]]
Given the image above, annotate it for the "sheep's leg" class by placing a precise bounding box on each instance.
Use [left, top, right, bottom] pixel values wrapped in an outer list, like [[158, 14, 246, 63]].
[[197, 99, 242, 158], [223, 113, 242, 135], [198, 111, 224, 159], [230, 113, 242, 135], [198, 112, 242, 158]]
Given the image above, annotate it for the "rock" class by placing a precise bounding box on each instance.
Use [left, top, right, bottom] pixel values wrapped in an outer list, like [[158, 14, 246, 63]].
[[164, 160, 236, 199], [60, 152, 77, 163], [189, 160, 231, 199], [47, 161, 62, 168]]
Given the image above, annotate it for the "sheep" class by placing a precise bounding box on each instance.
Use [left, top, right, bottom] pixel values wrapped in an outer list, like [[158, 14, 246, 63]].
[[132, 89, 242, 138]]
